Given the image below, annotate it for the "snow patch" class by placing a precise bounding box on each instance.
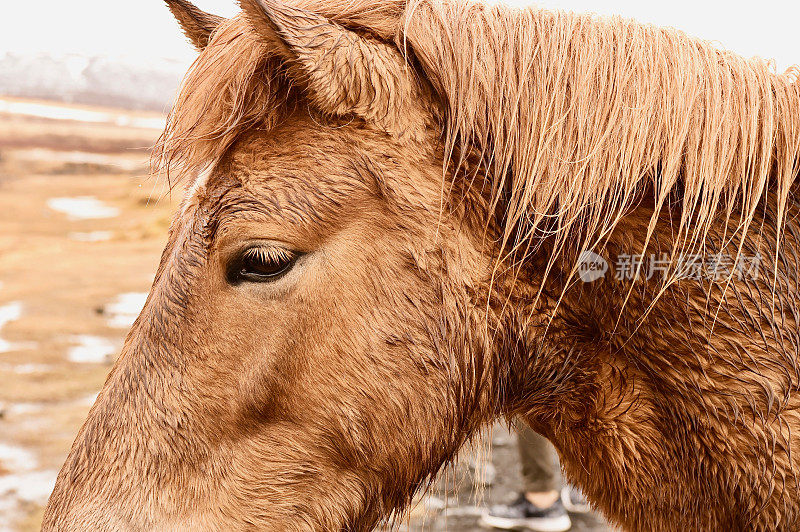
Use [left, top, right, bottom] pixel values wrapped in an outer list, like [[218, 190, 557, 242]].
[[0, 470, 57, 503], [79, 393, 100, 408], [0, 302, 31, 354], [18, 148, 144, 172], [68, 231, 113, 242], [0, 444, 35, 472], [66, 335, 116, 363], [0, 363, 51, 374], [106, 292, 147, 329], [0, 98, 166, 130], [47, 196, 120, 221]]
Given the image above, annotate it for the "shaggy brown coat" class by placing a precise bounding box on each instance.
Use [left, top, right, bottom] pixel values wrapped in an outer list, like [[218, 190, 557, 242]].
[[43, 0, 800, 530]]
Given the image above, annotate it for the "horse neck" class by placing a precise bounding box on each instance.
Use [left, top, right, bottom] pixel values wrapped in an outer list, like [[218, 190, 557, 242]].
[[512, 200, 800, 531]]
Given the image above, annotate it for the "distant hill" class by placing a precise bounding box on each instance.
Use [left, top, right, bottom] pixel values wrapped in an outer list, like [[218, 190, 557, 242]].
[[0, 53, 187, 112]]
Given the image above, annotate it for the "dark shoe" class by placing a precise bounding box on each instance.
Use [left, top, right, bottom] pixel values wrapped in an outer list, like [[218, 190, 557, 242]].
[[479, 493, 571, 531], [561, 486, 591, 514]]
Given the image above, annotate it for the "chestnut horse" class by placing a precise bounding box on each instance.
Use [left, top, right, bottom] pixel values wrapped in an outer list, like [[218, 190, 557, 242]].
[[43, 0, 800, 530]]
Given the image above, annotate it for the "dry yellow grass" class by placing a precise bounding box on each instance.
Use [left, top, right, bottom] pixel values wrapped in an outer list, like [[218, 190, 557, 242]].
[[0, 105, 182, 531]]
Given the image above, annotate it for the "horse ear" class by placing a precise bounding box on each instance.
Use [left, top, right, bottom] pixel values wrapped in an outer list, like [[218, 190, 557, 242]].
[[239, 0, 429, 139], [165, 0, 225, 50]]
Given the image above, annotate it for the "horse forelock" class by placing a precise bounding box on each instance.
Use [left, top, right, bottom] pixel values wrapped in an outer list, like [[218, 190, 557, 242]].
[[154, 15, 291, 188]]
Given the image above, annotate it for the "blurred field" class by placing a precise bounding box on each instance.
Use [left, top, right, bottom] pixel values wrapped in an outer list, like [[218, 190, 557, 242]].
[[0, 97, 180, 530]]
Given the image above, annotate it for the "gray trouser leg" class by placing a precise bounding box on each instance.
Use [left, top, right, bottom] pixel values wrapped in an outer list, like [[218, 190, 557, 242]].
[[517, 423, 562, 493]]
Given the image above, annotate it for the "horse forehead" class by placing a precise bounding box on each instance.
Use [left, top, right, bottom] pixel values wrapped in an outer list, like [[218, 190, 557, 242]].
[[178, 151, 367, 232], [231, 125, 360, 170], [224, 128, 378, 193], [182, 120, 399, 219]]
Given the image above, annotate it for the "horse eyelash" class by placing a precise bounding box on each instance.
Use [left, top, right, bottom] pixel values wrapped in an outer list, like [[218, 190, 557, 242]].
[[242, 246, 294, 265]]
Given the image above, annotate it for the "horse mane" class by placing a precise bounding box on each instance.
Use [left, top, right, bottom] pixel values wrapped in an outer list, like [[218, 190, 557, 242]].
[[158, 0, 800, 281], [399, 1, 800, 280]]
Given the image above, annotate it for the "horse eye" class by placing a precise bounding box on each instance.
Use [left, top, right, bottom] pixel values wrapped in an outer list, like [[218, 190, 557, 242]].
[[228, 247, 298, 284]]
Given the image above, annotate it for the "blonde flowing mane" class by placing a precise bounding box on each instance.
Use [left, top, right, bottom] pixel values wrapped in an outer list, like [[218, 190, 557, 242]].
[[158, 0, 800, 279], [399, 1, 800, 280]]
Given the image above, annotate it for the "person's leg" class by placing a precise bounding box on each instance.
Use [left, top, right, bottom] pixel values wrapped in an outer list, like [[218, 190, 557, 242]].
[[480, 425, 571, 531], [518, 425, 590, 513], [517, 424, 561, 506]]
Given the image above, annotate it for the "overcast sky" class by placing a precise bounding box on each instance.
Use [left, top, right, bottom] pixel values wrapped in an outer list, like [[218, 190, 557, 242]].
[[4, 1, 798, 72]]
